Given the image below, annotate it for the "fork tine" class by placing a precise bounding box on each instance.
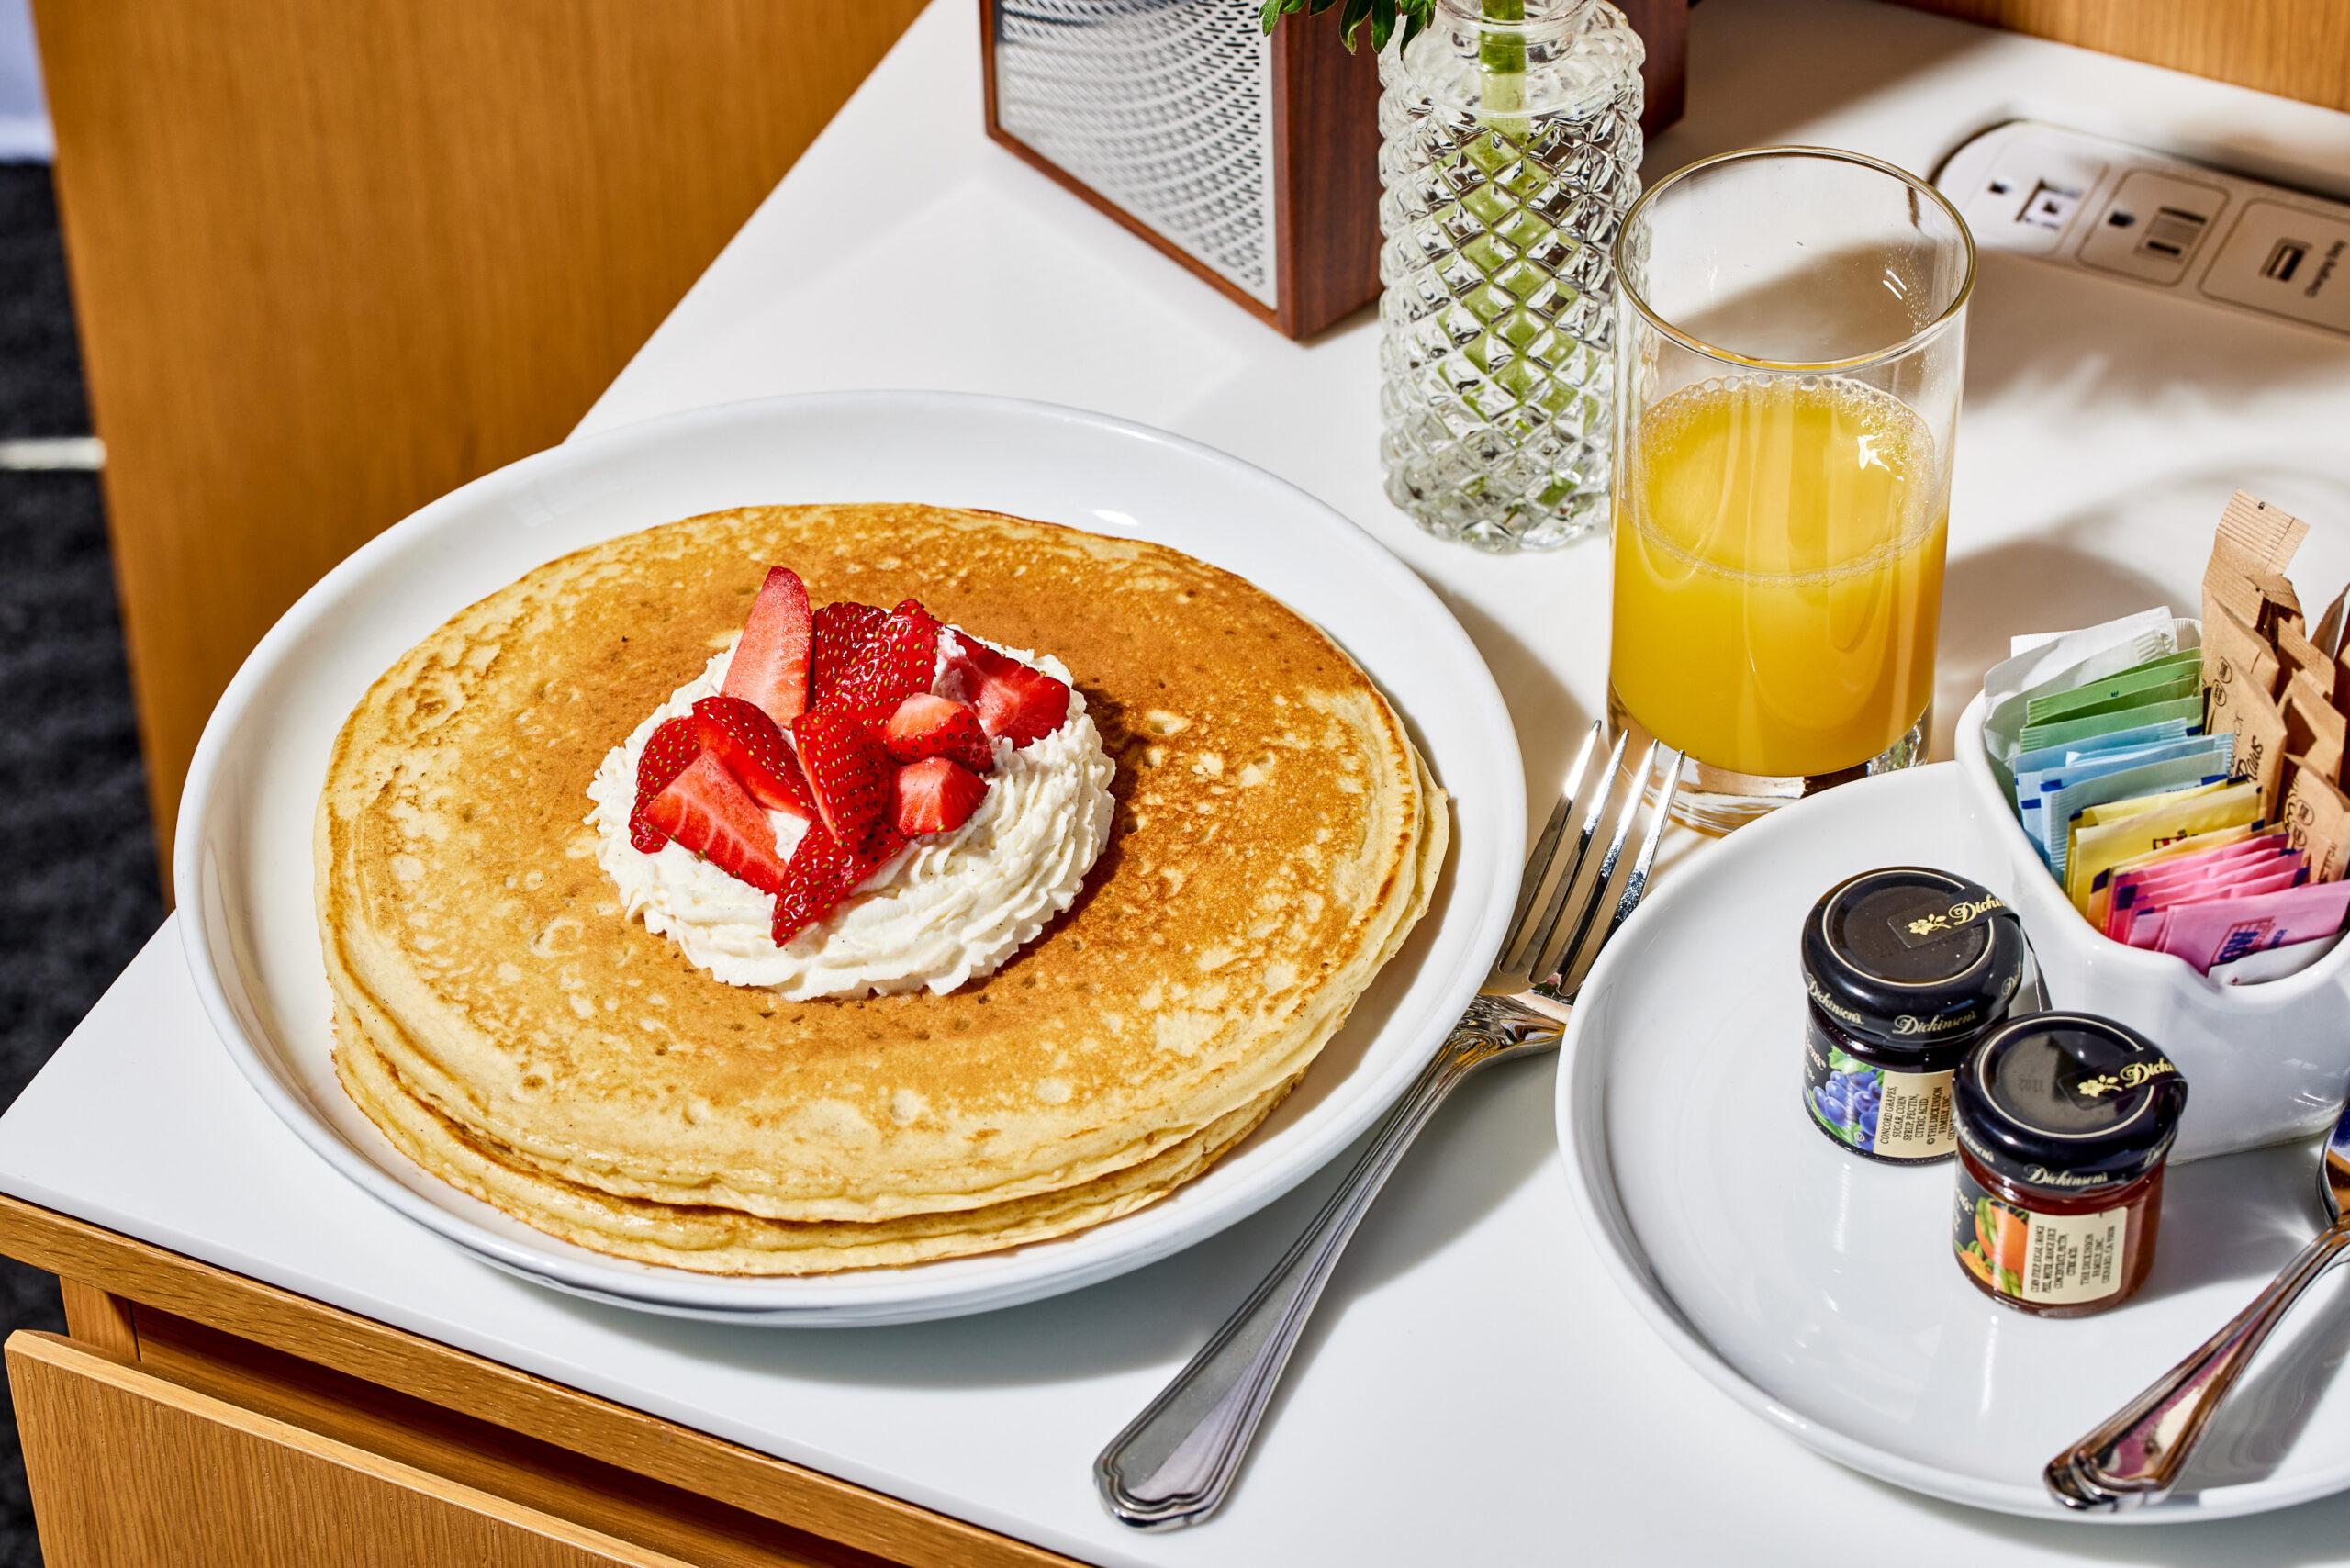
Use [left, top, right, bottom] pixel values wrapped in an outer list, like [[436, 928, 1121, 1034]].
[[1499, 723, 1600, 973], [1532, 740, 1655, 991], [1596, 746, 1680, 956], [1517, 730, 1627, 979]]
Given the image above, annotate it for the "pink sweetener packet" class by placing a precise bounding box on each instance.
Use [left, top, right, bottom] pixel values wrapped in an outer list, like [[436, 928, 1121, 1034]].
[[2094, 834, 2293, 919], [2153, 880, 2350, 972], [2121, 867, 2311, 947], [2122, 835, 2295, 890], [2106, 848, 2304, 938]]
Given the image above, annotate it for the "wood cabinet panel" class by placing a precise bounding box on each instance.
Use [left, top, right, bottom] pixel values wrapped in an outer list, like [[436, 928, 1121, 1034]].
[[31, 0, 927, 865], [127, 1310, 893, 1568], [0, 1195, 1081, 1568], [9, 1331, 690, 1567], [1886, 1, 2350, 115]]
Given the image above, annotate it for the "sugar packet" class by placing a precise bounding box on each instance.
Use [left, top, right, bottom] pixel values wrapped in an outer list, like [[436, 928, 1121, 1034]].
[[2067, 780, 2260, 914], [2149, 880, 2350, 972], [2021, 651, 2204, 726], [2037, 745, 2237, 877], [2018, 693, 2203, 758], [1981, 608, 2188, 770], [2284, 764, 2350, 883]]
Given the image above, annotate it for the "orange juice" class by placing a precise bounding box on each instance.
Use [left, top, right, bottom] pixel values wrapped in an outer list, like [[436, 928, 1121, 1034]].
[[1610, 375, 1946, 778]]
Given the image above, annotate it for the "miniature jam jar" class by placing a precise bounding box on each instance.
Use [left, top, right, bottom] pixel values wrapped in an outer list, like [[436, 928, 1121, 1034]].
[[1951, 1013, 2187, 1318], [1799, 867, 2024, 1165]]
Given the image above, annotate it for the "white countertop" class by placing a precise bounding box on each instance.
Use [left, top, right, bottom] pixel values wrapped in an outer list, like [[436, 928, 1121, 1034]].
[[13, 1, 2350, 1562]]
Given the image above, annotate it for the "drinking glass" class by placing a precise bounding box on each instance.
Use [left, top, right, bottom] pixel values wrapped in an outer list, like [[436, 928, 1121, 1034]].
[[1606, 147, 1975, 832]]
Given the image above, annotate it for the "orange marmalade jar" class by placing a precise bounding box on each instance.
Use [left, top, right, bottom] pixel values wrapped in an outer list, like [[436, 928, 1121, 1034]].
[[1951, 1014, 2187, 1319]]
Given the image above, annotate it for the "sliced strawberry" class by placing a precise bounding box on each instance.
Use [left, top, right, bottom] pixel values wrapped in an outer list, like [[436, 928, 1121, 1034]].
[[771, 825, 907, 946], [630, 716, 703, 852], [792, 707, 894, 851], [939, 633, 1072, 748], [884, 693, 994, 774], [690, 696, 811, 818], [641, 751, 788, 893], [832, 599, 943, 711], [808, 601, 889, 709], [720, 566, 814, 725], [893, 756, 990, 836]]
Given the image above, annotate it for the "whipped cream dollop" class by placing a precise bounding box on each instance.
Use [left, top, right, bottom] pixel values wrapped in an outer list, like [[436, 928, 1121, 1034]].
[[586, 633, 1116, 1001]]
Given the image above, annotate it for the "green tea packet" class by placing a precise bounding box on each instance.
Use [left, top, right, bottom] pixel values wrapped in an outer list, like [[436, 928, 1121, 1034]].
[[2018, 693, 2205, 757], [2021, 650, 2204, 727]]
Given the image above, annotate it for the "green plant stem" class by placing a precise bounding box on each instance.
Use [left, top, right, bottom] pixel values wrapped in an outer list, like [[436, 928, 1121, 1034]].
[[1479, 0, 1528, 140]]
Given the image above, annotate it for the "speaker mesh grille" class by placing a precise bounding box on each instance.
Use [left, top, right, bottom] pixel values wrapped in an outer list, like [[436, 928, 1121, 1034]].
[[994, 0, 1279, 307]]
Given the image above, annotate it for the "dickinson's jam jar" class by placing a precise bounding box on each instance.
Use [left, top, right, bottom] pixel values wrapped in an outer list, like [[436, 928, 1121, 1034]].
[[1952, 1013, 2187, 1318], [1800, 868, 2025, 1165]]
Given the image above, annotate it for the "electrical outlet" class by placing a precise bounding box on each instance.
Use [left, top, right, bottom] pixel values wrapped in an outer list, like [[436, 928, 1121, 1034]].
[[1936, 121, 2350, 342], [2202, 201, 2350, 332]]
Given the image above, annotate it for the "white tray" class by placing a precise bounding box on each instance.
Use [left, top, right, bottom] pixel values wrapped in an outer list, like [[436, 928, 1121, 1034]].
[[1559, 762, 2350, 1519]]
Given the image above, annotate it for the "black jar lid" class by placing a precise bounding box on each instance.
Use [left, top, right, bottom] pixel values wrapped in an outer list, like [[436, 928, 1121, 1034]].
[[1799, 867, 2025, 1054], [1953, 1013, 2188, 1192]]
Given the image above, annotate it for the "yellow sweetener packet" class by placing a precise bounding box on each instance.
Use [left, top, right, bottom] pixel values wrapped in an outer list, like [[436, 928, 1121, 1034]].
[[2067, 781, 2261, 916], [2064, 780, 2232, 902], [2085, 823, 2264, 929]]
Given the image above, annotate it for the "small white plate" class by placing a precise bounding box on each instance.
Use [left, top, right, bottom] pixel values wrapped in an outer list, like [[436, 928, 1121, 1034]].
[[176, 391, 1523, 1326], [1559, 762, 2350, 1520]]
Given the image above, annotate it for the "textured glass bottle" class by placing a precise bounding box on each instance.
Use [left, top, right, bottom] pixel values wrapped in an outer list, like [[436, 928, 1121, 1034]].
[[1377, 0, 1643, 551]]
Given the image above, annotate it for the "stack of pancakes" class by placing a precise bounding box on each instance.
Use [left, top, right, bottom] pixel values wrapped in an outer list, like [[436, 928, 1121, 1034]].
[[318, 503, 1448, 1273]]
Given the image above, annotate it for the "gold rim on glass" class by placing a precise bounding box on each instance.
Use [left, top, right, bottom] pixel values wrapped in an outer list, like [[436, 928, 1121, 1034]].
[[1614, 145, 1979, 375]]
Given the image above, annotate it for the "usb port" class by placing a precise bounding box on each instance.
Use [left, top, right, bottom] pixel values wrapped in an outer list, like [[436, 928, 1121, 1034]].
[[2264, 238, 2311, 282], [2137, 207, 2209, 260]]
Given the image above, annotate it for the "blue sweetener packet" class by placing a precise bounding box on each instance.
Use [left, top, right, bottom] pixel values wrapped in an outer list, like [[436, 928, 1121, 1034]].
[[2010, 718, 2197, 778], [2045, 745, 2240, 880], [2016, 734, 2234, 860]]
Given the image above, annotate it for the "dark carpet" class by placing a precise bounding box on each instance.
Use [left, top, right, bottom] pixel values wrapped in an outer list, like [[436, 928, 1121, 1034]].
[[0, 161, 163, 1566]]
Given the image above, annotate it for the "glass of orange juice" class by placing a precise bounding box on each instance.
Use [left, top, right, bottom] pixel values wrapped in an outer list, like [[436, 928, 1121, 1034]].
[[1607, 148, 1975, 832]]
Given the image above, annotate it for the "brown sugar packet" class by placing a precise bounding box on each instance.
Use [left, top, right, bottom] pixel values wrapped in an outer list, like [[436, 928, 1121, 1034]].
[[2203, 491, 2307, 715], [2203, 599, 2285, 733], [2250, 571, 2306, 640], [2280, 615, 2336, 684], [2284, 761, 2350, 883], [2284, 669, 2348, 784], [2206, 490, 2309, 622], [2224, 678, 2293, 820], [2312, 583, 2349, 662]]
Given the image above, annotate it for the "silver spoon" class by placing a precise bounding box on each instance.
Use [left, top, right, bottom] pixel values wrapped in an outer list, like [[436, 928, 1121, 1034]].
[[2046, 1094, 2350, 1510]]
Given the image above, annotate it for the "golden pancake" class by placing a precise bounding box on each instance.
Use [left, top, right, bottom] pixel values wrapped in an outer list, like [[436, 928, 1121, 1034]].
[[318, 503, 1447, 1272]]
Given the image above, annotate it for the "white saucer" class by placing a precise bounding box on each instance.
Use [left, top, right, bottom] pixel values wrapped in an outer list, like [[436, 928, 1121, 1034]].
[[174, 390, 1523, 1326], [1558, 762, 2350, 1520]]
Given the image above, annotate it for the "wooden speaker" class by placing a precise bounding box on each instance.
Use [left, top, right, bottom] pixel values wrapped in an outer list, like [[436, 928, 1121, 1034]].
[[979, 0, 1687, 340]]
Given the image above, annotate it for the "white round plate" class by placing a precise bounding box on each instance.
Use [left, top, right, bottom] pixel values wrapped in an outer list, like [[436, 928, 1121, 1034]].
[[1560, 762, 2350, 1520], [176, 391, 1522, 1327]]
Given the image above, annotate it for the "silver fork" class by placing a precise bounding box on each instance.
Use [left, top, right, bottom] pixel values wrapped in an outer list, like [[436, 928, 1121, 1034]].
[[1095, 723, 1681, 1529]]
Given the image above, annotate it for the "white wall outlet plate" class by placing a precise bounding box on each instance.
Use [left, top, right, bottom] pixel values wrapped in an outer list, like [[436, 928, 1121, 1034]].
[[1939, 120, 2350, 339]]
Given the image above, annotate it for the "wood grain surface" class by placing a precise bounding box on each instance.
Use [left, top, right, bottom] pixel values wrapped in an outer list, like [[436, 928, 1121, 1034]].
[[11, 1331, 692, 1567], [0, 1195, 1082, 1568], [1888, 0, 2350, 114], [131, 1310, 895, 1568], [58, 1278, 137, 1360], [32, 0, 926, 868]]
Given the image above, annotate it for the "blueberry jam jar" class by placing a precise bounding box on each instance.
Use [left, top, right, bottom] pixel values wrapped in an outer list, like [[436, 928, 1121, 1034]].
[[1952, 1013, 2186, 1318], [1800, 868, 2025, 1165]]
